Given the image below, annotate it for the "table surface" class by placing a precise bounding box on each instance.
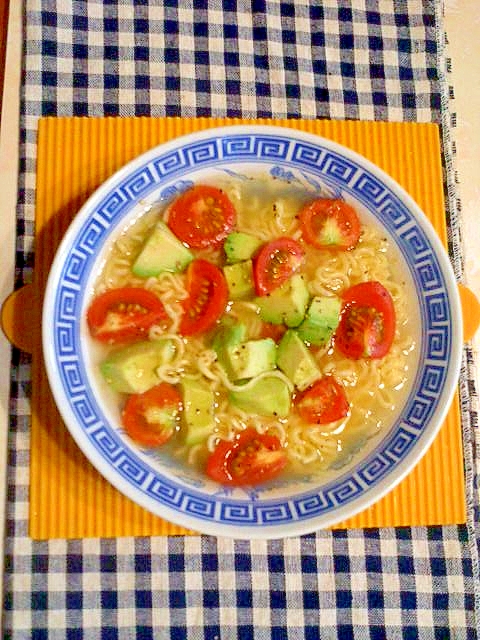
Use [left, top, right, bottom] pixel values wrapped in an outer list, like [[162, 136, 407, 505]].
[[0, 1, 479, 635], [0, 2, 9, 124]]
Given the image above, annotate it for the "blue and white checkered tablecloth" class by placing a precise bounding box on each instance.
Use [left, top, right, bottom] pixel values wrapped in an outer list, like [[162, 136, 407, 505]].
[[4, 1, 479, 638]]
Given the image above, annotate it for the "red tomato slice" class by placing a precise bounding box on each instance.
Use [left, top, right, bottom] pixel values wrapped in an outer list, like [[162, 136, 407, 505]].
[[122, 383, 182, 447], [254, 237, 305, 295], [295, 376, 350, 425], [299, 198, 361, 251], [167, 185, 236, 249], [260, 322, 287, 342], [336, 281, 396, 359], [86, 287, 167, 345], [206, 427, 287, 486], [179, 259, 229, 336]]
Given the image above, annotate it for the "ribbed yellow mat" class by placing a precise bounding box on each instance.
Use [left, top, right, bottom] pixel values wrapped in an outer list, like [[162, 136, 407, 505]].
[[30, 117, 466, 539]]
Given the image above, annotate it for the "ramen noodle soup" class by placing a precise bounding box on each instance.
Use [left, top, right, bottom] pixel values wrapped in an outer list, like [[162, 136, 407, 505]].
[[86, 174, 418, 486]]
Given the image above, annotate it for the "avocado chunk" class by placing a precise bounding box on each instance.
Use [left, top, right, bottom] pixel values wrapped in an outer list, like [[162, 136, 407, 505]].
[[212, 324, 276, 381], [224, 232, 262, 263], [100, 339, 176, 394], [180, 376, 216, 446], [224, 338, 277, 381], [229, 375, 291, 418], [212, 323, 248, 377], [132, 221, 193, 277], [256, 274, 309, 327], [276, 330, 321, 391], [296, 296, 342, 346], [223, 260, 255, 300]]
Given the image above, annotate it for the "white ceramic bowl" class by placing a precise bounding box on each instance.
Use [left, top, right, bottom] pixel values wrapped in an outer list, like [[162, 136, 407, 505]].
[[42, 125, 462, 539]]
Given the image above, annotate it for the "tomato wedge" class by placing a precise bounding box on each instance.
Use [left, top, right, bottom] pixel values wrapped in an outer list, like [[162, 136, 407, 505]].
[[167, 184, 236, 249], [299, 198, 361, 251], [179, 259, 229, 336], [206, 428, 287, 486], [122, 383, 182, 447], [260, 322, 287, 343], [254, 237, 305, 295], [86, 287, 167, 344], [336, 281, 396, 359], [295, 376, 349, 425]]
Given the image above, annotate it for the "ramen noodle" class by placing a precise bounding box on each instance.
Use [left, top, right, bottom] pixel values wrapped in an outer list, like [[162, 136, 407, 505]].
[[88, 174, 417, 480]]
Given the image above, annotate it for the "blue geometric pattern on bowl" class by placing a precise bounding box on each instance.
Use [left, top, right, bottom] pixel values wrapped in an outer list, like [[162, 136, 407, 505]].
[[51, 131, 454, 529]]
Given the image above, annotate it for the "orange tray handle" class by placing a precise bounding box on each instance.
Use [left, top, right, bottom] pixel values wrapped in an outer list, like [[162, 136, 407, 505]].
[[1, 282, 480, 353]]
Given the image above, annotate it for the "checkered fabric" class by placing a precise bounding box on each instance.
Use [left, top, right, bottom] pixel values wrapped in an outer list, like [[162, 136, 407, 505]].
[[4, 0, 479, 638]]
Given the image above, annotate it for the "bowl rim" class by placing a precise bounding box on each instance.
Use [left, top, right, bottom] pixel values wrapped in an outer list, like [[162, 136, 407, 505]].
[[42, 124, 463, 539]]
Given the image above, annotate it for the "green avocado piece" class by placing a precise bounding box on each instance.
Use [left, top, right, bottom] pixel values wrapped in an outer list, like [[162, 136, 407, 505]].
[[224, 232, 262, 263], [212, 323, 248, 378], [180, 376, 216, 446], [276, 330, 321, 391], [229, 375, 291, 418], [223, 260, 255, 300], [132, 221, 193, 277], [296, 296, 342, 346], [255, 274, 310, 327], [224, 338, 277, 381], [100, 339, 175, 394]]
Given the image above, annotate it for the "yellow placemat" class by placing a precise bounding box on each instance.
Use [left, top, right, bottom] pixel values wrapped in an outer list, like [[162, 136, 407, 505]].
[[29, 117, 466, 539]]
